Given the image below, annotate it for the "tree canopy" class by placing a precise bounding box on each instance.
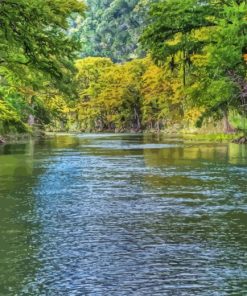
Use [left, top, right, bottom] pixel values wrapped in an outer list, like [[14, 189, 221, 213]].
[[73, 0, 154, 62], [0, 0, 247, 136], [141, 0, 247, 130], [0, 0, 85, 133]]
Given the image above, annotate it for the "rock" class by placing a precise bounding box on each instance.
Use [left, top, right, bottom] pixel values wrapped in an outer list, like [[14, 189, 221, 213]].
[[0, 137, 6, 144], [232, 136, 247, 144]]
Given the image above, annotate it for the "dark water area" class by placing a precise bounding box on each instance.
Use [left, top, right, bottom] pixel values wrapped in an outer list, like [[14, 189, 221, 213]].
[[0, 134, 246, 295]]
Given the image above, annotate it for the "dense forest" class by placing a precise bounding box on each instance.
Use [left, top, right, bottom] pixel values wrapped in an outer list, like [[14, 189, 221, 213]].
[[73, 0, 152, 62], [0, 0, 247, 138]]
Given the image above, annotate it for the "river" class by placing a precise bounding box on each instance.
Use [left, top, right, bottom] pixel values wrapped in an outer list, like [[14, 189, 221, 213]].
[[0, 134, 246, 295]]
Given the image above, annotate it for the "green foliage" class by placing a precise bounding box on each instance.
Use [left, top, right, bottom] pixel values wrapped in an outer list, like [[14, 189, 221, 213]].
[[141, 0, 215, 62], [1, 0, 247, 136], [229, 112, 247, 131], [74, 0, 155, 62], [0, 0, 85, 134], [141, 0, 247, 132], [0, 0, 85, 86], [0, 99, 27, 134]]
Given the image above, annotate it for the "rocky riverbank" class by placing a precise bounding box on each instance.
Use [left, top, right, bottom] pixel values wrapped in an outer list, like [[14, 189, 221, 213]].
[[0, 137, 6, 144], [232, 136, 247, 144]]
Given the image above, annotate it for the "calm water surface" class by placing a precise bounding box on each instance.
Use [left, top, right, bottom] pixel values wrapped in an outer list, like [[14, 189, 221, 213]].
[[0, 134, 246, 295]]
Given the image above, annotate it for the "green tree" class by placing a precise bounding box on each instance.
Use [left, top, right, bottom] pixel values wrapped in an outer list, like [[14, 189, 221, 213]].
[[0, 0, 85, 133], [141, 0, 247, 132], [74, 0, 155, 62]]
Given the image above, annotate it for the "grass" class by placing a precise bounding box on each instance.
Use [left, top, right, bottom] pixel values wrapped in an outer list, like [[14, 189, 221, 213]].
[[229, 112, 247, 131], [182, 132, 244, 142]]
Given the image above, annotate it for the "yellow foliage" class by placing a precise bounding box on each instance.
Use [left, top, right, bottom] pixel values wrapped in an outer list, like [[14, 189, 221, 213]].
[[75, 56, 186, 131], [141, 57, 184, 127], [184, 107, 205, 124]]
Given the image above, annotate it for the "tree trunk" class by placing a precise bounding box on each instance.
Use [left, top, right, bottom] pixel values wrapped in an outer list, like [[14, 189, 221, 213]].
[[222, 109, 235, 134], [183, 50, 186, 87], [156, 120, 160, 132], [28, 114, 35, 126], [134, 107, 141, 130]]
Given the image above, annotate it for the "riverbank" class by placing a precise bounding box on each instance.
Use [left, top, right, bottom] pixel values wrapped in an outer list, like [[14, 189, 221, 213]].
[[1, 129, 246, 145], [0, 134, 32, 145], [0, 129, 46, 145], [181, 132, 245, 143], [45, 130, 247, 144]]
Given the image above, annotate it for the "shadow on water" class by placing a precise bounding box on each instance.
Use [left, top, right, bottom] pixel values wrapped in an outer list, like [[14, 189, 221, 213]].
[[0, 141, 39, 295], [0, 134, 246, 295]]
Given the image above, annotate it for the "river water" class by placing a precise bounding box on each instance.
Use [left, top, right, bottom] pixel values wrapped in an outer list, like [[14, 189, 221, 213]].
[[0, 134, 246, 295]]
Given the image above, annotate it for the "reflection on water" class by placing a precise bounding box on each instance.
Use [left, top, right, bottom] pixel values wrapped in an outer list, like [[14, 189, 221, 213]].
[[0, 134, 246, 295], [0, 141, 39, 295]]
